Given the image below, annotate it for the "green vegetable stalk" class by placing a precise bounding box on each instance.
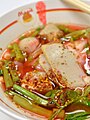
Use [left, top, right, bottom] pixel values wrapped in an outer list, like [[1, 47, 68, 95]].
[[9, 68, 19, 82], [31, 27, 41, 37], [13, 94, 52, 118], [13, 43, 24, 62], [5, 90, 17, 96], [0, 69, 3, 76], [19, 35, 26, 40], [19, 27, 41, 40], [2, 66, 13, 88], [58, 25, 73, 33], [5, 90, 52, 118], [64, 28, 90, 41], [13, 84, 49, 106]]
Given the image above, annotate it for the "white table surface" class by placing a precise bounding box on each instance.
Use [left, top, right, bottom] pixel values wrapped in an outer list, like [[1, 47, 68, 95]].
[[0, 0, 39, 119]]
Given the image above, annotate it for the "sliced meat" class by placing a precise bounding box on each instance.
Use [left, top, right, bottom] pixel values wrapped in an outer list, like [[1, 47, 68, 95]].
[[40, 23, 63, 41], [39, 54, 63, 86], [39, 54, 51, 75], [41, 43, 86, 88], [19, 37, 39, 53]]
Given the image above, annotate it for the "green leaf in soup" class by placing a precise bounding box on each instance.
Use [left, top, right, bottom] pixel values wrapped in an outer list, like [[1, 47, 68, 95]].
[[80, 97, 90, 107], [84, 86, 90, 96], [65, 112, 90, 120], [66, 90, 79, 100], [45, 90, 60, 98]]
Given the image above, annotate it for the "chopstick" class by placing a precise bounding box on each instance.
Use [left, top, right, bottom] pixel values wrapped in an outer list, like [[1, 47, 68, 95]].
[[63, 0, 90, 14]]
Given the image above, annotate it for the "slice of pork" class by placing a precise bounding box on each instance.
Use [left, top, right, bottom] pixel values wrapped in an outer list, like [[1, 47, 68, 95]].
[[40, 23, 63, 41], [19, 37, 39, 53], [39, 54, 63, 86], [39, 54, 51, 75], [42, 43, 86, 88]]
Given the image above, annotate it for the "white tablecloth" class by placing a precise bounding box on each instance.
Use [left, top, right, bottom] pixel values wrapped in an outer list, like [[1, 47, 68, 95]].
[[0, 0, 39, 119]]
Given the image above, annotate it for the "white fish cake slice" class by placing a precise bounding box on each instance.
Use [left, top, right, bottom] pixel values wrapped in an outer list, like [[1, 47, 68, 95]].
[[42, 43, 86, 88], [39, 54, 51, 75]]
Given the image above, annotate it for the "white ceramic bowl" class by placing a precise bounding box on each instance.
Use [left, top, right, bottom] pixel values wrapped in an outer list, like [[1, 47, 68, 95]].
[[0, 0, 90, 119]]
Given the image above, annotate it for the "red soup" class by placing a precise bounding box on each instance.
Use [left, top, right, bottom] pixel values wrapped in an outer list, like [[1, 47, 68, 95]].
[[0, 23, 90, 120]]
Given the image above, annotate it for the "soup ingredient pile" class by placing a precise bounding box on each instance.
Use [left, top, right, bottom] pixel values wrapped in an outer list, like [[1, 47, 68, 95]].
[[0, 23, 90, 120]]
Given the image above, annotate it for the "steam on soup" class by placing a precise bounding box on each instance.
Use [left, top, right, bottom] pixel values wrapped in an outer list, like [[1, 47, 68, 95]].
[[0, 23, 90, 120]]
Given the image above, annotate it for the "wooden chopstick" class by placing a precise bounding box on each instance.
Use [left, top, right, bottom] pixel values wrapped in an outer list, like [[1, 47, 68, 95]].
[[63, 0, 90, 14]]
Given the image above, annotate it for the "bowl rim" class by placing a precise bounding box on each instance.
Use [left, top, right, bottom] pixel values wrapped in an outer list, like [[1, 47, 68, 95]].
[[0, 105, 29, 120], [0, 0, 90, 18], [0, 0, 44, 18]]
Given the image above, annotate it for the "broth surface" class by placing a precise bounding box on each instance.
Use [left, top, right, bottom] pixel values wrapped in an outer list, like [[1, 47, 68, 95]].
[[0, 23, 90, 120]]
